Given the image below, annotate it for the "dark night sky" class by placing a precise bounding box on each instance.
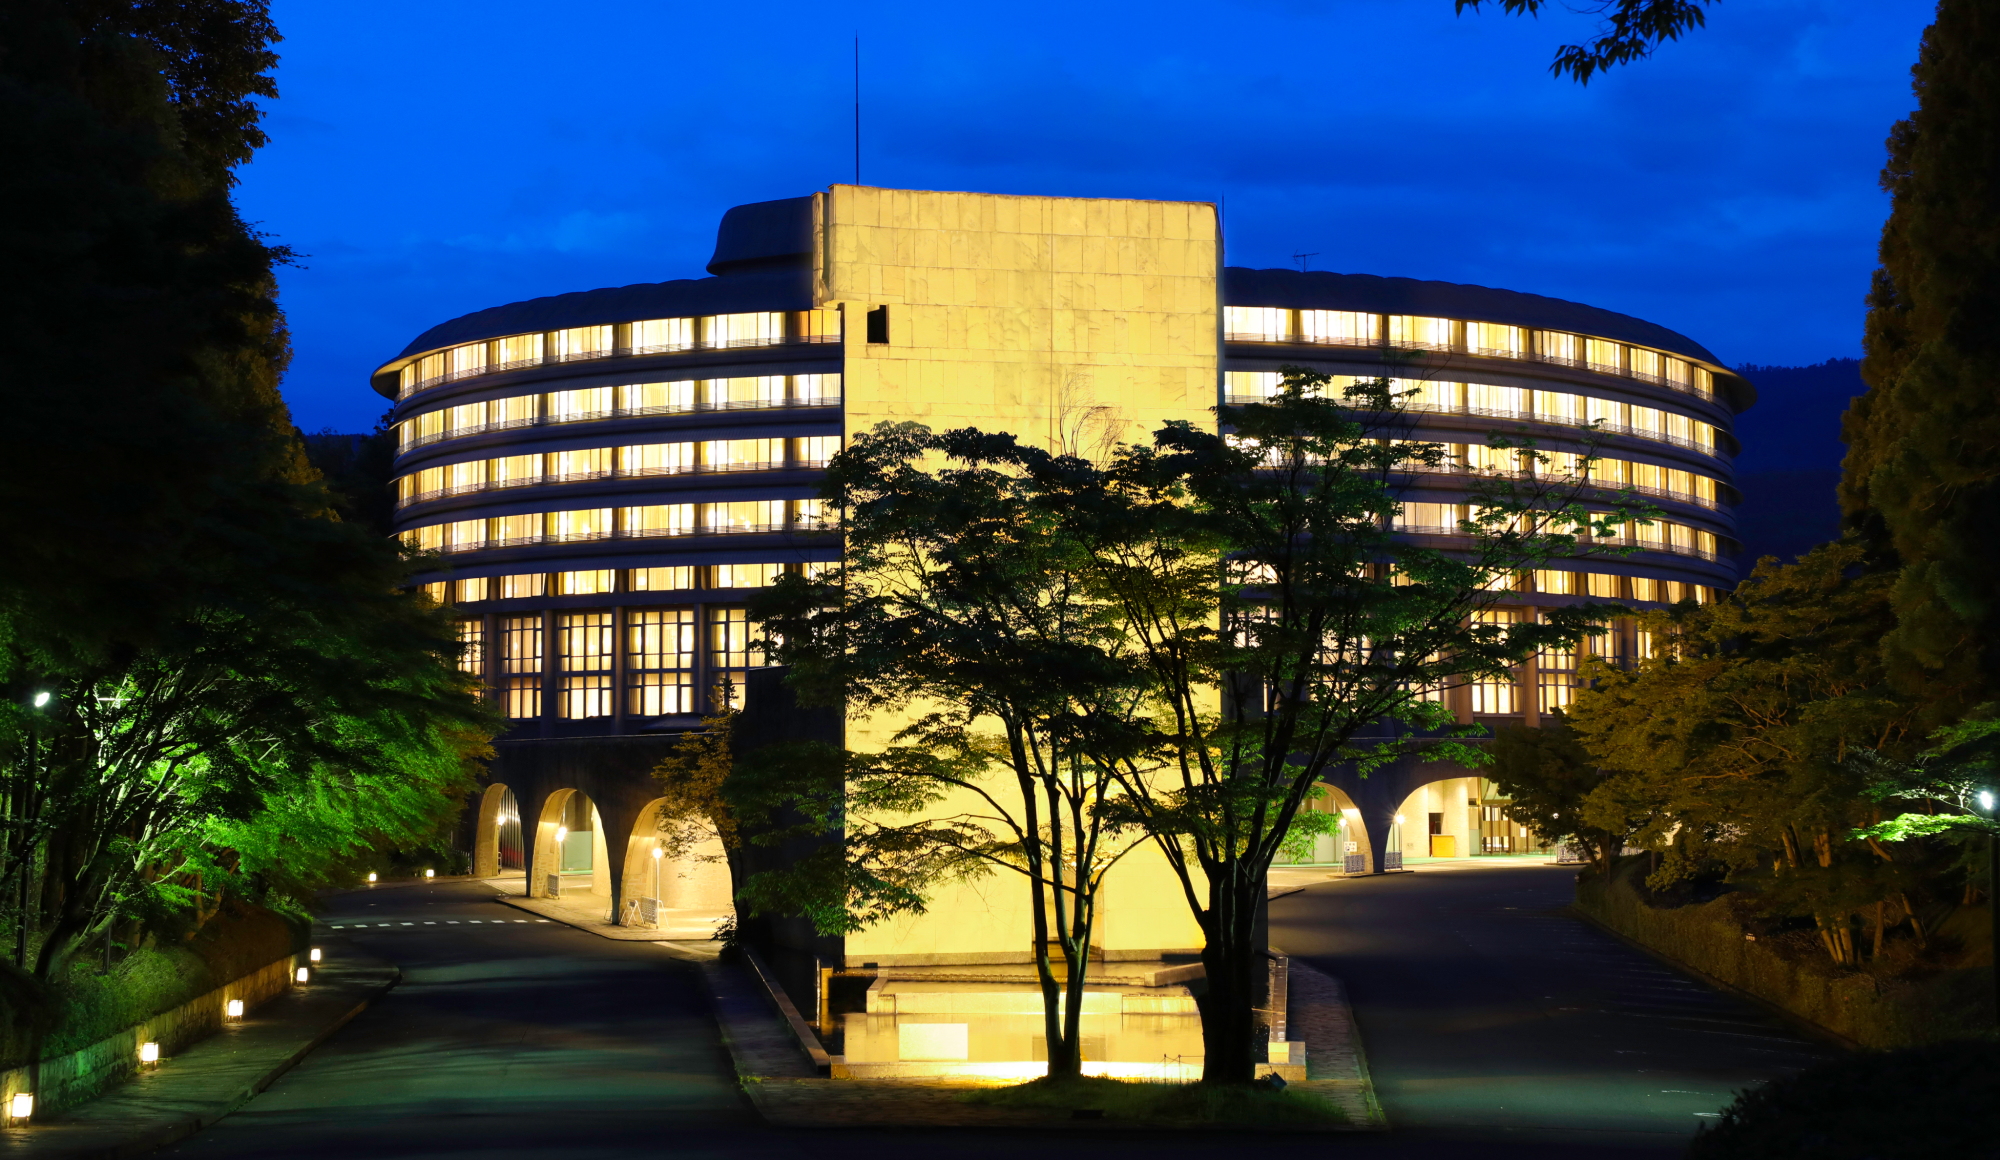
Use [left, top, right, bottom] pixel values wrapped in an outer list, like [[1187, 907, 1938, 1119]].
[[238, 0, 1934, 433]]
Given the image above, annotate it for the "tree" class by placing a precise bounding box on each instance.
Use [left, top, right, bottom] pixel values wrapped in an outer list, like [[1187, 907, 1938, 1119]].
[[0, 0, 494, 1030], [1456, 0, 1716, 83], [1561, 543, 1934, 966], [1840, 0, 2000, 711], [748, 425, 1155, 1079], [1028, 368, 1644, 1081], [1487, 716, 1643, 877]]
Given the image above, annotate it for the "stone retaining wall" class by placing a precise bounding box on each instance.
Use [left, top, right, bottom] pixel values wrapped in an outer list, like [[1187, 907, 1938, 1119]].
[[0, 951, 305, 1114]]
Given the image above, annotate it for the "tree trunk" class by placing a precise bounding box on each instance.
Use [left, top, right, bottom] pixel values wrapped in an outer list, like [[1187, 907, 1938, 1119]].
[[1195, 874, 1263, 1084]]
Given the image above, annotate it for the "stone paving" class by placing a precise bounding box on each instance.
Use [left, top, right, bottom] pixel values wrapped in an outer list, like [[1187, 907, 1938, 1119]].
[[489, 878, 729, 942], [0, 935, 397, 1160]]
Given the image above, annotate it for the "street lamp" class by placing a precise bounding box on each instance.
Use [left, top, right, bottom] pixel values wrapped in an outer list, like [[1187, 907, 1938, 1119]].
[[31, 692, 49, 708], [651, 846, 664, 914]]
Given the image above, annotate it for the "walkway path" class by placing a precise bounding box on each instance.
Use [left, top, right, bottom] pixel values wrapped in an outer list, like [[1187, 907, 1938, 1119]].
[[1270, 861, 1833, 1158]]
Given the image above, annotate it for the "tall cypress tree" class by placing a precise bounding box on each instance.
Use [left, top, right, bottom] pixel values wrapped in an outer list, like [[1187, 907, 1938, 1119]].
[[1840, 0, 2000, 708]]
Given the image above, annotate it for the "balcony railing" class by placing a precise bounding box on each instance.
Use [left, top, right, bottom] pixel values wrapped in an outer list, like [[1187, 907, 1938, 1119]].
[[397, 458, 830, 510], [429, 520, 835, 555], [1390, 523, 1723, 563], [1386, 462, 1722, 511], [399, 333, 841, 399], [1223, 395, 1723, 460], [397, 394, 842, 456], [1224, 330, 1716, 403]]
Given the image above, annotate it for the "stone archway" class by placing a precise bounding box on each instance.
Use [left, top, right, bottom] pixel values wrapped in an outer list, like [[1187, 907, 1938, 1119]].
[[1388, 775, 1486, 863], [530, 788, 611, 900], [618, 797, 734, 931], [472, 784, 525, 879]]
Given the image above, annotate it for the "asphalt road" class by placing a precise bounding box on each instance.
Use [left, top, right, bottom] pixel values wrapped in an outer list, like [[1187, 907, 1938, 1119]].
[[156, 872, 1830, 1159], [1271, 861, 1834, 1157]]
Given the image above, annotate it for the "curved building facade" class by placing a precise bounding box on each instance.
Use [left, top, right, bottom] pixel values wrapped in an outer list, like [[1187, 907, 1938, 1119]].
[[376, 186, 1750, 965]]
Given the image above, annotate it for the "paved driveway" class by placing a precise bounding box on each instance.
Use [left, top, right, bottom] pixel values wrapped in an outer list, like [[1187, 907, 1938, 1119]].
[[1271, 861, 1832, 1157]]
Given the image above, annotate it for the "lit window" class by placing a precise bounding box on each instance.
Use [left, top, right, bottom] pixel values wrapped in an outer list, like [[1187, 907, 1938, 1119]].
[[701, 438, 783, 470], [550, 448, 611, 480], [1467, 383, 1526, 415], [493, 514, 540, 546], [621, 380, 697, 413], [1586, 396, 1625, 428], [1629, 348, 1661, 380], [420, 582, 447, 604], [1470, 610, 1520, 715], [456, 618, 485, 676], [555, 570, 614, 596], [1586, 573, 1622, 599], [413, 352, 446, 388], [449, 342, 487, 378], [1664, 357, 1691, 388], [1539, 332, 1578, 363], [704, 313, 785, 347], [624, 504, 695, 537], [1589, 457, 1628, 486], [710, 563, 785, 589], [704, 376, 787, 407], [707, 607, 765, 711], [1692, 421, 1716, 451], [553, 325, 614, 360], [490, 454, 541, 487], [793, 373, 842, 403], [1224, 306, 1289, 341], [494, 333, 543, 368], [1299, 310, 1377, 344], [500, 573, 546, 600], [1630, 577, 1659, 602], [556, 613, 613, 719], [795, 435, 841, 467], [491, 393, 538, 425], [549, 509, 612, 541], [794, 309, 842, 340], [456, 577, 489, 603], [1387, 316, 1452, 349], [1396, 502, 1464, 533], [1536, 612, 1579, 713], [1585, 338, 1623, 373], [704, 501, 785, 533], [1466, 322, 1524, 357], [1225, 371, 1279, 402], [793, 498, 832, 528], [1394, 379, 1460, 412], [627, 609, 696, 717], [445, 520, 485, 551], [622, 442, 694, 476], [546, 387, 613, 421], [628, 567, 694, 592], [632, 318, 694, 353], [1533, 570, 1579, 596], [500, 616, 543, 719]]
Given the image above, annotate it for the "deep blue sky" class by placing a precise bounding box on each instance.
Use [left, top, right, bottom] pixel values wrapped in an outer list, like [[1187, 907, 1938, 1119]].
[[240, 0, 1936, 433]]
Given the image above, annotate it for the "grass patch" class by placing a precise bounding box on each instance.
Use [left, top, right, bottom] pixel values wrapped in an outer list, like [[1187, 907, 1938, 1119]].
[[961, 1075, 1348, 1127]]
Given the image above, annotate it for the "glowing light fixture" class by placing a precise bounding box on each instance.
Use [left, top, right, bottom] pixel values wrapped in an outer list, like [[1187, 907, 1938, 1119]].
[[1394, 814, 1404, 824], [651, 847, 663, 860], [9, 1092, 32, 1121], [295, 967, 309, 983], [309, 947, 322, 963], [366, 872, 377, 883], [556, 826, 569, 843], [1982, 790, 1996, 812], [139, 1042, 160, 1066], [424, 869, 435, 879], [225, 999, 244, 1019], [31, 692, 49, 708]]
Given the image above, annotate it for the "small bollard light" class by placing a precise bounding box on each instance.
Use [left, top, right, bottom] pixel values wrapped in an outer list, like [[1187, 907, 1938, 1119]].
[[366, 872, 378, 884], [139, 1042, 160, 1068], [295, 966, 310, 984], [309, 947, 322, 963], [9, 1092, 32, 1123], [424, 868, 435, 879], [225, 999, 244, 1020]]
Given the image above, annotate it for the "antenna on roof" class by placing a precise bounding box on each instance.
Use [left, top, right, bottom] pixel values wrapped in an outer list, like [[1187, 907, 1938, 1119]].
[[1293, 251, 1320, 273], [854, 36, 861, 185]]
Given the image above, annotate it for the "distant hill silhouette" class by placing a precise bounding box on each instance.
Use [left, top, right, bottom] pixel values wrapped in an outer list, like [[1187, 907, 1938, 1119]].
[[1728, 359, 1861, 572]]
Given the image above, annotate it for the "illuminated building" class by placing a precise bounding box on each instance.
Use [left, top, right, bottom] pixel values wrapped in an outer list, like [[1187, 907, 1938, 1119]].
[[377, 188, 1749, 1059]]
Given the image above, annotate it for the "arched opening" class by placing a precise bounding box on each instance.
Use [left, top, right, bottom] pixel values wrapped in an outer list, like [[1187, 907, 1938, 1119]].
[[1276, 782, 1372, 873], [531, 788, 611, 900], [473, 784, 525, 879], [617, 797, 734, 934], [1388, 775, 1497, 864]]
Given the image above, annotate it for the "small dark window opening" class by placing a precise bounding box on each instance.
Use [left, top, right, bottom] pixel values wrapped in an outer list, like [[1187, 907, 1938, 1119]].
[[1427, 812, 1444, 835], [866, 305, 889, 344]]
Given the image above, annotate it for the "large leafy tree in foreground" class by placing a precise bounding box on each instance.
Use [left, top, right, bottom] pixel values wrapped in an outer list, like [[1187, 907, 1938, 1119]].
[[0, 0, 493, 1018]]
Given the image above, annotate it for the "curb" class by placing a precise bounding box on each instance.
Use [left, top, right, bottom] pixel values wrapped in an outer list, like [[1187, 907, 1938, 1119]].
[[51, 969, 402, 1160]]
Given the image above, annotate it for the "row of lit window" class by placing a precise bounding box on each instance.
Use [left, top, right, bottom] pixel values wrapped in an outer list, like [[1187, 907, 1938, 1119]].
[[400, 499, 829, 554], [419, 561, 824, 605], [1428, 611, 1675, 717], [1394, 502, 1720, 560], [396, 436, 843, 507], [397, 374, 841, 454], [398, 311, 843, 396], [1221, 308, 1716, 399], [458, 608, 765, 720], [1429, 444, 1718, 506], [1231, 558, 1712, 605], [1225, 372, 1719, 456]]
